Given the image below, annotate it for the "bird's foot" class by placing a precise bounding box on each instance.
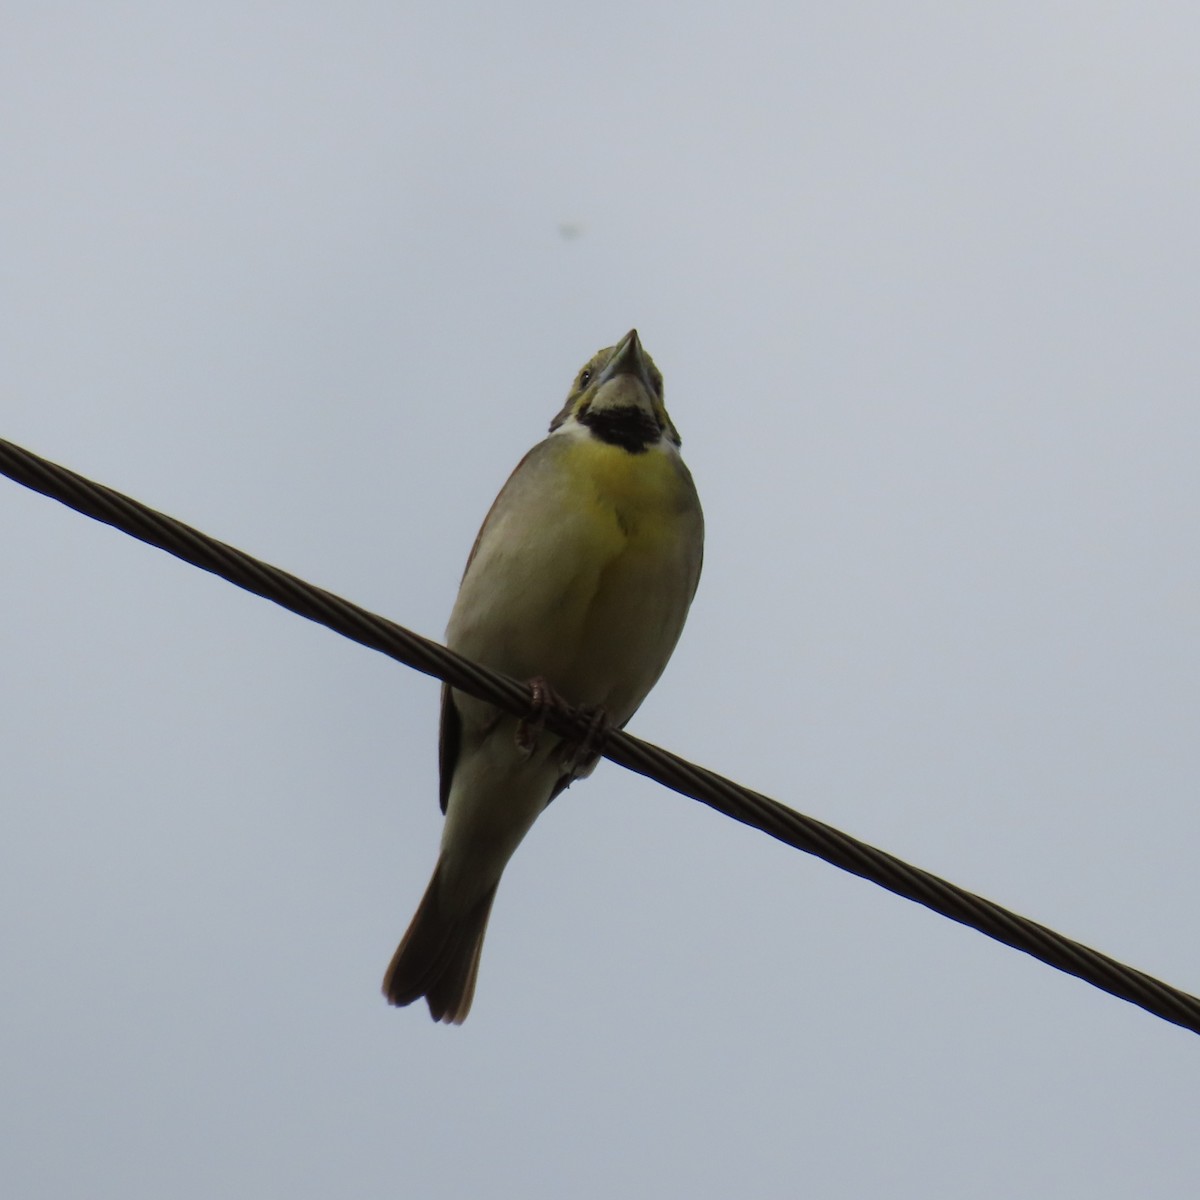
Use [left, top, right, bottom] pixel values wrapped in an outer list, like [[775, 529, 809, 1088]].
[[562, 705, 610, 775], [515, 680, 611, 772], [515, 676, 568, 758]]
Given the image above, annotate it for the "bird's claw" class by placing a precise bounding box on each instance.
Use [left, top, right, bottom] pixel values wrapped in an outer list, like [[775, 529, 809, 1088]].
[[562, 705, 609, 775], [516, 676, 565, 758], [515, 680, 610, 772]]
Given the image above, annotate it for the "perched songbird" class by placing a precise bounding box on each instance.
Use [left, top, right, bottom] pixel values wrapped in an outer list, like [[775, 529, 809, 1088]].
[[382, 330, 704, 1023]]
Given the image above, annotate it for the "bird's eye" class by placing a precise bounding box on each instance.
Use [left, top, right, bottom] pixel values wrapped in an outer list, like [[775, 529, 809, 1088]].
[[579, 369, 592, 388]]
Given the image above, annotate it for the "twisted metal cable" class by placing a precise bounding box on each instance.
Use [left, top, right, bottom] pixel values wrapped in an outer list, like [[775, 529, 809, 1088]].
[[3, 435, 1198, 1036]]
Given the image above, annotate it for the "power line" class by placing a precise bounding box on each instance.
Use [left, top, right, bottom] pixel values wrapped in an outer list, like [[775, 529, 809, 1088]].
[[2, 434, 1198, 1036]]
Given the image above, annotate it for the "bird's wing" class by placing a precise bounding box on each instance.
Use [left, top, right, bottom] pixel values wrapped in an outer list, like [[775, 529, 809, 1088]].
[[437, 683, 462, 815]]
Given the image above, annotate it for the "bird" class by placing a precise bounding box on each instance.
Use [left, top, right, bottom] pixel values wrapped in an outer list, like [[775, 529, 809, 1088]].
[[382, 329, 704, 1023]]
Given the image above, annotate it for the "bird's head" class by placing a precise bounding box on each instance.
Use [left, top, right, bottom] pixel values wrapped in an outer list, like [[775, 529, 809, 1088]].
[[550, 330, 680, 450]]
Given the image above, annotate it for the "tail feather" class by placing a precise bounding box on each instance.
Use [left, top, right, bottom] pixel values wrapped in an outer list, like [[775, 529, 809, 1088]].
[[382, 859, 499, 1024]]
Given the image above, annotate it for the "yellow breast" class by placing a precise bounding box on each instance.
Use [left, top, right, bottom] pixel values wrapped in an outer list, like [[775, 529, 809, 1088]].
[[560, 435, 688, 544]]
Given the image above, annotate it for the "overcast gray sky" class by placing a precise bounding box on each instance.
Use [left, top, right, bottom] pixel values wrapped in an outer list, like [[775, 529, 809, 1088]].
[[4, 4, 1199, 1197]]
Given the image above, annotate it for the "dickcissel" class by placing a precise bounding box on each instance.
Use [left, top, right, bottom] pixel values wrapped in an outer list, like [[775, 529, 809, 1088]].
[[383, 329, 703, 1022]]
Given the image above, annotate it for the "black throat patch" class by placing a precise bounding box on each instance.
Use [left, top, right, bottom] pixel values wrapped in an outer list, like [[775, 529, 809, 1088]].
[[579, 405, 661, 454]]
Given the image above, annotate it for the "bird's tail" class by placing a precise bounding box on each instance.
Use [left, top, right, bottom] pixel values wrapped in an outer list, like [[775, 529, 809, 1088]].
[[382, 857, 499, 1024]]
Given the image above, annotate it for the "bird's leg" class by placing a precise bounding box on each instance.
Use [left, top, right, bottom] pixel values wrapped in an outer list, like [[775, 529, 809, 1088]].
[[562, 705, 610, 775], [515, 676, 569, 758], [516, 680, 611, 773]]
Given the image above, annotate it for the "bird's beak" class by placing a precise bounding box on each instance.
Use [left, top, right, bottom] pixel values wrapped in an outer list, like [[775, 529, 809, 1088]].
[[599, 329, 653, 391]]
